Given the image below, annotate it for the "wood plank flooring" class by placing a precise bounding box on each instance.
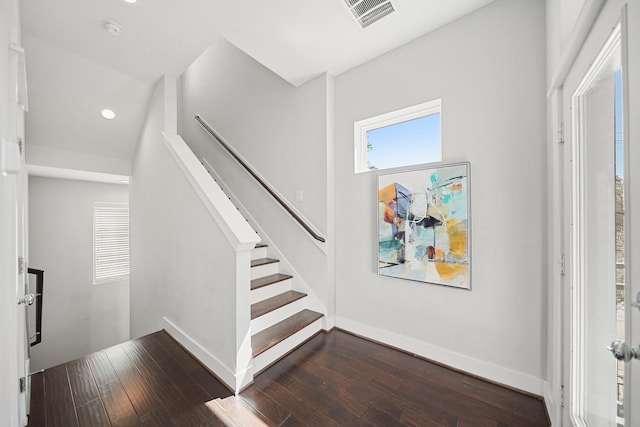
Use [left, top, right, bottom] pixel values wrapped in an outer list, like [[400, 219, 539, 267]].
[[29, 331, 233, 427], [28, 329, 549, 426]]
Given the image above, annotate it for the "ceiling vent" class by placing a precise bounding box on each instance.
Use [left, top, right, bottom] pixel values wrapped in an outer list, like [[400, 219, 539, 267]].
[[342, 0, 397, 29]]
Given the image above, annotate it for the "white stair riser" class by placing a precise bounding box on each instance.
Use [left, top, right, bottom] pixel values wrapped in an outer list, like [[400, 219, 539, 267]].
[[251, 279, 292, 304], [252, 318, 323, 375], [251, 297, 308, 334], [251, 247, 268, 260], [251, 262, 279, 279]]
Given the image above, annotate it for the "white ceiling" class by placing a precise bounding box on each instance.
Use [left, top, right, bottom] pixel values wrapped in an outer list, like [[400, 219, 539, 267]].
[[20, 0, 496, 171], [24, 35, 152, 163]]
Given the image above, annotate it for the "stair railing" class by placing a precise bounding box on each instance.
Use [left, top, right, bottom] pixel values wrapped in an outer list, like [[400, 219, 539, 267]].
[[195, 115, 326, 243]]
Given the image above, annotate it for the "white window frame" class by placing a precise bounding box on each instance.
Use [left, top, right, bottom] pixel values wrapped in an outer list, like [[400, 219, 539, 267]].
[[93, 202, 129, 284], [354, 98, 442, 173]]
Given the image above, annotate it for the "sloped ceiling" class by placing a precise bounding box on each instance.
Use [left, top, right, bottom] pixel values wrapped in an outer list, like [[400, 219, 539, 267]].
[[20, 0, 496, 173], [24, 36, 152, 164]]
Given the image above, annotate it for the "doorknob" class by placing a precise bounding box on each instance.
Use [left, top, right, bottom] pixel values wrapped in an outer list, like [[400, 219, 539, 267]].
[[608, 340, 640, 361]]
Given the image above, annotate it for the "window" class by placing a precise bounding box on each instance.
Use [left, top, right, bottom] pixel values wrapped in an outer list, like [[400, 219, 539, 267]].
[[93, 202, 129, 284], [354, 99, 441, 173]]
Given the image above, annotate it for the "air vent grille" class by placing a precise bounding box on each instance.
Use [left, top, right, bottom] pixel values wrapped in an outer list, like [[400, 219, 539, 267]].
[[353, 0, 386, 16], [343, 0, 396, 29]]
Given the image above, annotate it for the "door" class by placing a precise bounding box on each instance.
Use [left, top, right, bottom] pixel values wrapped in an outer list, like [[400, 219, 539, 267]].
[[3, 32, 30, 427], [13, 49, 30, 425], [561, 2, 640, 426]]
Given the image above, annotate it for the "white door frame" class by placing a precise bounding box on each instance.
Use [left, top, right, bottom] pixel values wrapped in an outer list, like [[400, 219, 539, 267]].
[[567, 23, 621, 426], [623, 1, 640, 424], [549, 1, 639, 425]]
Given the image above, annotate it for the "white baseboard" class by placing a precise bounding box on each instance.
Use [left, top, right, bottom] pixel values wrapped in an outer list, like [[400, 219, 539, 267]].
[[335, 316, 544, 396], [162, 317, 251, 393], [543, 380, 557, 426]]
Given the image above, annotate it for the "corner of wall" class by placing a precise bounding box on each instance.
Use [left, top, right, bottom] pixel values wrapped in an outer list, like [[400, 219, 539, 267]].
[[325, 72, 337, 328], [163, 75, 178, 134], [130, 77, 165, 339]]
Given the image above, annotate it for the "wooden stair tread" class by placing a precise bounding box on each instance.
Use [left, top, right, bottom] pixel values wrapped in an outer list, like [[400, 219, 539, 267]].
[[255, 243, 268, 248], [251, 291, 307, 320], [252, 309, 323, 357], [251, 257, 279, 268], [251, 273, 293, 290]]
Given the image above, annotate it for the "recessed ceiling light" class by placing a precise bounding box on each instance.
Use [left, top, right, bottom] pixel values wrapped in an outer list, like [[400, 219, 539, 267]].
[[101, 109, 116, 120], [121, 0, 137, 3], [103, 20, 123, 36]]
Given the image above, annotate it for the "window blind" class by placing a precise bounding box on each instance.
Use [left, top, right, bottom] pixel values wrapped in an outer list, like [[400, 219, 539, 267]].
[[93, 202, 129, 284]]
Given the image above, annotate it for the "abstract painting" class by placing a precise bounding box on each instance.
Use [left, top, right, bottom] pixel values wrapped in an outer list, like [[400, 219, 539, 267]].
[[378, 163, 470, 289]]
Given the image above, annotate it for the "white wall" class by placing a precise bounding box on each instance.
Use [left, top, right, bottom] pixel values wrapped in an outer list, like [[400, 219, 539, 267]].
[[546, 0, 588, 82], [334, 0, 547, 394], [28, 176, 130, 371], [179, 38, 333, 318], [130, 79, 166, 338], [130, 78, 245, 386]]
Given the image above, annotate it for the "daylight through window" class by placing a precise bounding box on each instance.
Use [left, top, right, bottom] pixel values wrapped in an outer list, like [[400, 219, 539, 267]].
[[354, 99, 441, 173]]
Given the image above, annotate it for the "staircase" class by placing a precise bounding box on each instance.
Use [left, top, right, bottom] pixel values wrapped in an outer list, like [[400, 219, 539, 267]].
[[198, 158, 324, 377], [249, 243, 323, 374]]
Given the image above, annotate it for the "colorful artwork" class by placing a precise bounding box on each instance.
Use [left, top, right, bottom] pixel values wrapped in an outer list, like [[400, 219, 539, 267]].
[[378, 163, 471, 289]]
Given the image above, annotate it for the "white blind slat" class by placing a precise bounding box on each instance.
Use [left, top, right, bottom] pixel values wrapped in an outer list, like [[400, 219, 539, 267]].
[[94, 203, 129, 284]]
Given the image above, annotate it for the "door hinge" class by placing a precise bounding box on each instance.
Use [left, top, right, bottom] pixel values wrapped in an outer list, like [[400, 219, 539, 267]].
[[17, 138, 23, 155], [558, 122, 565, 144], [559, 254, 566, 276], [19, 377, 26, 393], [18, 256, 24, 275], [560, 384, 565, 408]]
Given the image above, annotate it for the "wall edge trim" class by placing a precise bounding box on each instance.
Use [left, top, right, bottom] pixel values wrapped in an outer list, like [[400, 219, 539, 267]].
[[27, 164, 129, 185]]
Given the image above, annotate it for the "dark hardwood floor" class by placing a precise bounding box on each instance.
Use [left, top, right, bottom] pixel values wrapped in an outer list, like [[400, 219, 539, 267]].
[[28, 330, 549, 426]]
